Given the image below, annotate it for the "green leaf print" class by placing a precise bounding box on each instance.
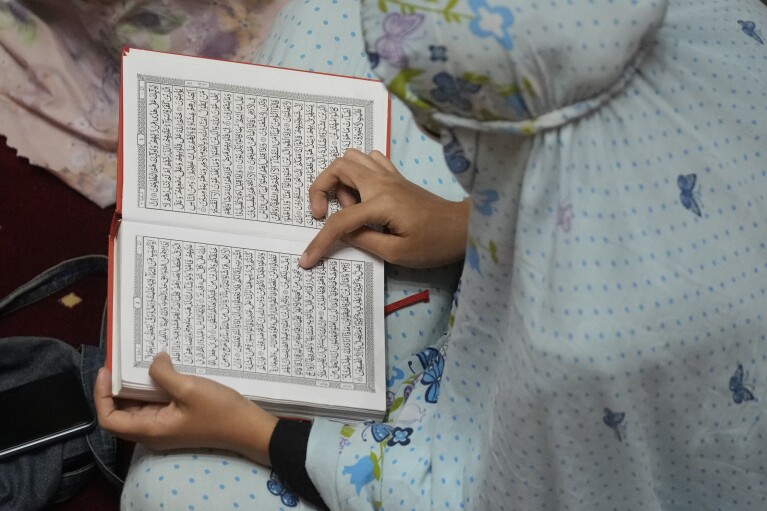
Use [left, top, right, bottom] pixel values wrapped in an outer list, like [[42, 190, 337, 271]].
[[462, 72, 490, 86], [523, 77, 536, 97], [379, 0, 471, 23], [489, 240, 499, 264], [520, 120, 537, 135], [388, 396, 405, 415], [0, 3, 37, 45], [497, 83, 520, 96], [389, 68, 432, 110], [496, 78, 536, 98], [370, 451, 382, 480]]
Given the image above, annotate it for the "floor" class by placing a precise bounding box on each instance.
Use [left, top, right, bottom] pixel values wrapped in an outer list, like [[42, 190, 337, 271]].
[[0, 135, 122, 511]]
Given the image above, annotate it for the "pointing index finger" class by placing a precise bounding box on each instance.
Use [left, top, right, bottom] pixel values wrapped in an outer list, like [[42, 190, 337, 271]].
[[308, 150, 379, 219]]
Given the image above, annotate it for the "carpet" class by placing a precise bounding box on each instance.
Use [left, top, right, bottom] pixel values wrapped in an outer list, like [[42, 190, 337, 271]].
[[0, 135, 120, 510]]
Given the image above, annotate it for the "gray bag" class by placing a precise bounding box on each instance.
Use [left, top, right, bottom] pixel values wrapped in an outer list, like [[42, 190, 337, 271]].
[[0, 256, 123, 510]]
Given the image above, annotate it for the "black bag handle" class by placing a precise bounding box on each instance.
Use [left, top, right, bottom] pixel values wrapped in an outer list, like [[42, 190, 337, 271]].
[[0, 255, 108, 318]]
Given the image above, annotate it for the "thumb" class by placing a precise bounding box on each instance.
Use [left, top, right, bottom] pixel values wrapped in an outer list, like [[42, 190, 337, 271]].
[[93, 367, 118, 422], [148, 352, 187, 398]]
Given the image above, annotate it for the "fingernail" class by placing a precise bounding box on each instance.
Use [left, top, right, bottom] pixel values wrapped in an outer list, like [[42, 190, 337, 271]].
[[299, 252, 309, 267]]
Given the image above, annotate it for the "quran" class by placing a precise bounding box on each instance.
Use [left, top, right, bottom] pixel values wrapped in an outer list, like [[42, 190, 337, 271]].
[[108, 49, 389, 421]]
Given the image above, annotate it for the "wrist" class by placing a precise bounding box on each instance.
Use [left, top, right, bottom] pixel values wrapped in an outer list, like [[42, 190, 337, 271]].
[[223, 401, 279, 466]]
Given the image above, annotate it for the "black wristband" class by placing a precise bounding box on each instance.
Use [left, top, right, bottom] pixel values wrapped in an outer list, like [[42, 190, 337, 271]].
[[268, 418, 329, 510]]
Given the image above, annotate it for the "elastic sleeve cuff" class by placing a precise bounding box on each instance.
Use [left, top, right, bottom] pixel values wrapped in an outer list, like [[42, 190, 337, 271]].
[[268, 418, 328, 510]]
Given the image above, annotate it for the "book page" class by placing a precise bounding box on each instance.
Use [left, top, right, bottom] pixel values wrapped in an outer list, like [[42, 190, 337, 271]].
[[115, 220, 386, 414], [120, 49, 390, 241]]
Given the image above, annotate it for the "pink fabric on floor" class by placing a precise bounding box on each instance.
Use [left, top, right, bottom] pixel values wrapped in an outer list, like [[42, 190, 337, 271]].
[[0, 0, 289, 207]]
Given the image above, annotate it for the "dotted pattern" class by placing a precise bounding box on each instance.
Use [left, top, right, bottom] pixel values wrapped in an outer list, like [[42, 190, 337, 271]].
[[123, 0, 767, 509], [312, 0, 767, 510], [122, 447, 285, 511]]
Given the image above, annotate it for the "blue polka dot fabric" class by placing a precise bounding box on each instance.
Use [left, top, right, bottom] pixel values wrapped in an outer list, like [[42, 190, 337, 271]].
[[121, 0, 767, 509], [122, 446, 316, 511], [306, 0, 767, 510]]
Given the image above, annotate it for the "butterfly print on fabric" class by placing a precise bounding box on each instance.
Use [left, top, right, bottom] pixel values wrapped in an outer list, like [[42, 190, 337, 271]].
[[362, 420, 395, 443], [409, 347, 444, 403], [677, 173, 702, 217], [386, 366, 405, 388], [430, 71, 482, 111], [442, 131, 470, 173], [374, 12, 425, 67], [267, 470, 299, 507], [603, 408, 627, 442], [729, 364, 757, 404], [738, 20, 765, 45]]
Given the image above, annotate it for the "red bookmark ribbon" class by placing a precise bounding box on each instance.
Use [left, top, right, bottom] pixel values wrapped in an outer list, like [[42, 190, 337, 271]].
[[384, 289, 430, 316]]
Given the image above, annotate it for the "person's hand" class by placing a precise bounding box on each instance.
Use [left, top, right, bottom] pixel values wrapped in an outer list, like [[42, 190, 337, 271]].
[[300, 149, 470, 269], [94, 352, 278, 466]]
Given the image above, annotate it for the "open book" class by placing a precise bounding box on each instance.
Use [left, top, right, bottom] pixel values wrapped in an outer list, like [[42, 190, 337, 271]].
[[108, 49, 389, 421]]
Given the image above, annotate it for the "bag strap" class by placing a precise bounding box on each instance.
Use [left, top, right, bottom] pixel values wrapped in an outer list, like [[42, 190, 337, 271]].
[[0, 255, 108, 318]]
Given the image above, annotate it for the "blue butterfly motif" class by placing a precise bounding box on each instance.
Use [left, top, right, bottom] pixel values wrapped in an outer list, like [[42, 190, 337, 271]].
[[430, 71, 482, 111], [362, 420, 394, 443], [442, 132, 470, 174], [738, 20, 765, 45], [410, 347, 444, 404], [386, 366, 405, 388], [729, 364, 757, 404], [677, 173, 701, 217], [602, 408, 627, 442], [429, 44, 448, 61], [266, 470, 299, 507], [474, 189, 499, 216]]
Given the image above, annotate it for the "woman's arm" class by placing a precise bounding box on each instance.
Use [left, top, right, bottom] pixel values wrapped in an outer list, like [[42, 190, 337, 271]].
[[95, 354, 328, 508], [94, 353, 278, 466]]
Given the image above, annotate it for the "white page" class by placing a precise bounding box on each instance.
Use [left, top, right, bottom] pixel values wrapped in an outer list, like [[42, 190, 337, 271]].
[[114, 220, 386, 414], [121, 48, 390, 240]]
